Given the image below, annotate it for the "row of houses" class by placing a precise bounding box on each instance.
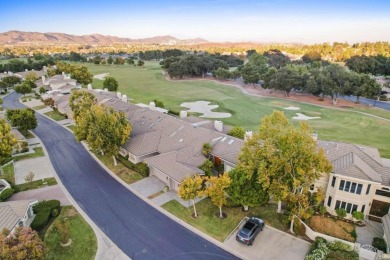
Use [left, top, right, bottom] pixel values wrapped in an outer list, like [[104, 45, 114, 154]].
[[52, 89, 390, 223]]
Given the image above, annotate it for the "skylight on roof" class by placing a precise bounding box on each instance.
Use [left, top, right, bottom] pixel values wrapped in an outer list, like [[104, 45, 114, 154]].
[[228, 139, 235, 145], [179, 139, 183, 142], [221, 137, 227, 142]]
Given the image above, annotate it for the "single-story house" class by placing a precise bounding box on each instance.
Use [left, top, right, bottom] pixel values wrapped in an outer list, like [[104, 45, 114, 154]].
[[0, 200, 38, 233]]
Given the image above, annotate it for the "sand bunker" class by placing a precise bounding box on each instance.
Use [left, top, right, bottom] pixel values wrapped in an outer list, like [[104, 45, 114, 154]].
[[284, 106, 300, 110], [292, 113, 321, 120], [180, 101, 232, 118], [93, 73, 109, 80]]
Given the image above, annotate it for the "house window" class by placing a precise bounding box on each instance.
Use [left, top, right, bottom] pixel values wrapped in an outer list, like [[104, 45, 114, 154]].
[[344, 181, 351, 192], [339, 180, 345, 191], [335, 200, 341, 209], [341, 201, 346, 209], [375, 189, 390, 198], [362, 205, 365, 213], [310, 184, 315, 191], [356, 184, 363, 195], [350, 183, 357, 193], [352, 204, 358, 213], [327, 196, 332, 207], [331, 176, 336, 187], [366, 184, 371, 194], [346, 203, 352, 213]]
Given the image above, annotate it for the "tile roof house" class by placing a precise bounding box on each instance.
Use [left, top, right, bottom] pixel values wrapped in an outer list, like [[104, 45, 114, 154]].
[[0, 200, 38, 233]]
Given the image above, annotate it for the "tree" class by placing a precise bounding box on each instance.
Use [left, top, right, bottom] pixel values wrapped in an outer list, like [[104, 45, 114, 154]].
[[241, 63, 260, 85], [107, 56, 113, 65], [205, 172, 232, 218], [0, 119, 17, 165], [39, 86, 46, 94], [103, 77, 119, 92], [69, 65, 93, 85], [302, 51, 322, 63], [238, 111, 332, 232], [202, 143, 211, 157], [246, 49, 257, 58], [74, 104, 132, 165], [137, 60, 145, 67], [0, 227, 45, 260], [24, 171, 35, 185], [178, 175, 204, 218], [114, 57, 125, 66], [199, 159, 213, 177], [213, 68, 231, 80], [69, 90, 97, 123], [267, 65, 307, 96], [54, 218, 71, 244], [1, 76, 21, 87], [24, 72, 38, 82], [354, 74, 381, 103], [228, 168, 269, 211], [14, 83, 32, 96], [126, 58, 135, 66], [264, 49, 291, 69], [167, 61, 185, 79], [6, 108, 37, 132], [228, 126, 245, 139]]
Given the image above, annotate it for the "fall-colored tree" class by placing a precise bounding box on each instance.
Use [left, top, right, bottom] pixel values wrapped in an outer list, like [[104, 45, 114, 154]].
[[69, 90, 97, 123], [0, 119, 17, 165], [205, 172, 232, 218], [0, 227, 46, 260], [178, 175, 204, 218], [238, 111, 332, 232]]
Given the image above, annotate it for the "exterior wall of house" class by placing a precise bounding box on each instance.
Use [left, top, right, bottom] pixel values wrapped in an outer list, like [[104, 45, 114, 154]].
[[312, 172, 330, 192], [127, 152, 158, 164], [149, 167, 180, 191], [325, 173, 385, 218], [224, 162, 235, 173], [128, 152, 141, 164]]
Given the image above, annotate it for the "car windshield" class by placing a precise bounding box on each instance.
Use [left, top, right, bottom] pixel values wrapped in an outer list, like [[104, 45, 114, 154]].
[[238, 222, 255, 238]]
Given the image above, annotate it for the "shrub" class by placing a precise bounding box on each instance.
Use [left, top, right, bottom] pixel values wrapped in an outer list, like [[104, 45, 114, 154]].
[[51, 208, 59, 217], [199, 159, 213, 177], [373, 237, 387, 252], [153, 99, 164, 108], [30, 209, 51, 231], [168, 110, 179, 116], [318, 204, 327, 215], [33, 200, 60, 214], [54, 218, 71, 243], [335, 208, 347, 218], [352, 211, 364, 221], [293, 220, 306, 236], [116, 156, 149, 177], [202, 143, 211, 156], [228, 126, 245, 139], [0, 188, 15, 202], [328, 240, 353, 251]]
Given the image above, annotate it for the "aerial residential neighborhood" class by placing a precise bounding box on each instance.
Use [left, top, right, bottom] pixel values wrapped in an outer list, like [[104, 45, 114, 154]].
[[1, 1, 390, 260]]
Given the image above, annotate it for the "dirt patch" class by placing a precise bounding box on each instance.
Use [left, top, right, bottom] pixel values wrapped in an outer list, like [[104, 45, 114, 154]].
[[64, 207, 77, 217], [309, 215, 356, 242]]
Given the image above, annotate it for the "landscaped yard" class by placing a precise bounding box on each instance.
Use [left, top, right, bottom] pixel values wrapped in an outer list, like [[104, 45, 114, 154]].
[[13, 147, 45, 161], [94, 153, 144, 184], [32, 104, 47, 110], [308, 215, 356, 242], [44, 206, 97, 260], [16, 177, 57, 192], [84, 62, 390, 158], [19, 129, 35, 139], [1, 163, 15, 185], [162, 199, 288, 242], [44, 111, 67, 121]]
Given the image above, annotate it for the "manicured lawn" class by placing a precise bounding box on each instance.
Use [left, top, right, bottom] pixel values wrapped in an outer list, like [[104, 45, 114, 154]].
[[84, 62, 390, 158], [44, 111, 67, 121], [20, 96, 34, 102], [44, 206, 97, 260], [16, 177, 57, 192], [13, 147, 45, 161], [94, 153, 144, 184], [162, 199, 288, 242], [19, 129, 35, 139], [308, 215, 356, 242], [32, 104, 47, 110], [1, 163, 15, 185]]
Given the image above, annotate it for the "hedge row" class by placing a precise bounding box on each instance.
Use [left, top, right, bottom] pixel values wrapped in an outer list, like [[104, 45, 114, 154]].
[[117, 156, 149, 177], [0, 188, 15, 202], [31, 200, 61, 232]]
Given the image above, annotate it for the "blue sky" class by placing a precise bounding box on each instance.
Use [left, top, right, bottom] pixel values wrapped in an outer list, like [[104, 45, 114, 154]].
[[1, 0, 390, 43]]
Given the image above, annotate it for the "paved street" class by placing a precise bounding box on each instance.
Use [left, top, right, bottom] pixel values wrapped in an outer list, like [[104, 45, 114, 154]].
[[224, 223, 310, 260], [3, 92, 237, 259]]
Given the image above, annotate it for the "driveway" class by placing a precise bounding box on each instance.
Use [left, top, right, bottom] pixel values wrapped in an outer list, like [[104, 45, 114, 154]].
[[224, 222, 310, 260], [3, 92, 237, 259], [14, 157, 56, 184], [129, 176, 166, 197], [9, 185, 71, 205]]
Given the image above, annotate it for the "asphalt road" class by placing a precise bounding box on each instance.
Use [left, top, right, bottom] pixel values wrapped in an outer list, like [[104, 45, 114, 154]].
[[3, 92, 237, 260]]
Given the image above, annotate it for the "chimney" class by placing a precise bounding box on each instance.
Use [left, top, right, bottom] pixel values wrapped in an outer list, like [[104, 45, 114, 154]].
[[103, 88, 108, 92], [116, 92, 122, 99], [244, 130, 253, 141], [149, 102, 156, 110], [312, 132, 318, 141], [179, 110, 187, 118], [214, 120, 223, 132], [43, 66, 47, 72], [25, 69, 28, 72], [122, 94, 127, 102], [41, 76, 45, 85], [62, 71, 65, 79], [87, 84, 92, 90]]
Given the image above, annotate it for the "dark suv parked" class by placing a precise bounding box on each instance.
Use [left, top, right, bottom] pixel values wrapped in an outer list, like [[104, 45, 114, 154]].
[[236, 217, 264, 245]]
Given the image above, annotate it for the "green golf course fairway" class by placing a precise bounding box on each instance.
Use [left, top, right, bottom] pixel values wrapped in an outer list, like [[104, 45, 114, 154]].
[[84, 62, 390, 158]]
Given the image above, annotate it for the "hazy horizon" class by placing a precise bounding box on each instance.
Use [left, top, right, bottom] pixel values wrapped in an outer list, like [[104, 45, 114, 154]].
[[1, 0, 390, 44]]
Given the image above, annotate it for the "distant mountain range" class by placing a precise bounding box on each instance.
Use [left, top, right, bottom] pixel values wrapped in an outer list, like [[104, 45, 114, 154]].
[[0, 31, 209, 45]]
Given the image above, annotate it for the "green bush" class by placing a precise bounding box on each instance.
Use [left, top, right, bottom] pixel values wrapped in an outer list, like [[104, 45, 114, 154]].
[[352, 211, 364, 221], [318, 204, 327, 215], [199, 159, 213, 177], [51, 208, 59, 217], [335, 208, 347, 218], [373, 237, 387, 252], [328, 240, 353, 251], [116, 156, 149, 177], [0, 188, 15, 202], [168, 110, 179, 116], [293, 220, 306, 236], [30, 209, 51, 231], [33, 200, 61, 214]]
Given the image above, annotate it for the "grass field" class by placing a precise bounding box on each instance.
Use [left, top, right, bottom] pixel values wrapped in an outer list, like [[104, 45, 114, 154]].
[[44, 206, 97, 260], [84, 62, 390, 157], [13, 147, 45, 161], [44, 111, 67, 121]]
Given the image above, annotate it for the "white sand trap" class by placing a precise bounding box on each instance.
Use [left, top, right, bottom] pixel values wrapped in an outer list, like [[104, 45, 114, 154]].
[[93, 73, 109, 80], [284, 106, 300, 110], [292, 113, 321, 120], [180, 101, 232, 118]]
